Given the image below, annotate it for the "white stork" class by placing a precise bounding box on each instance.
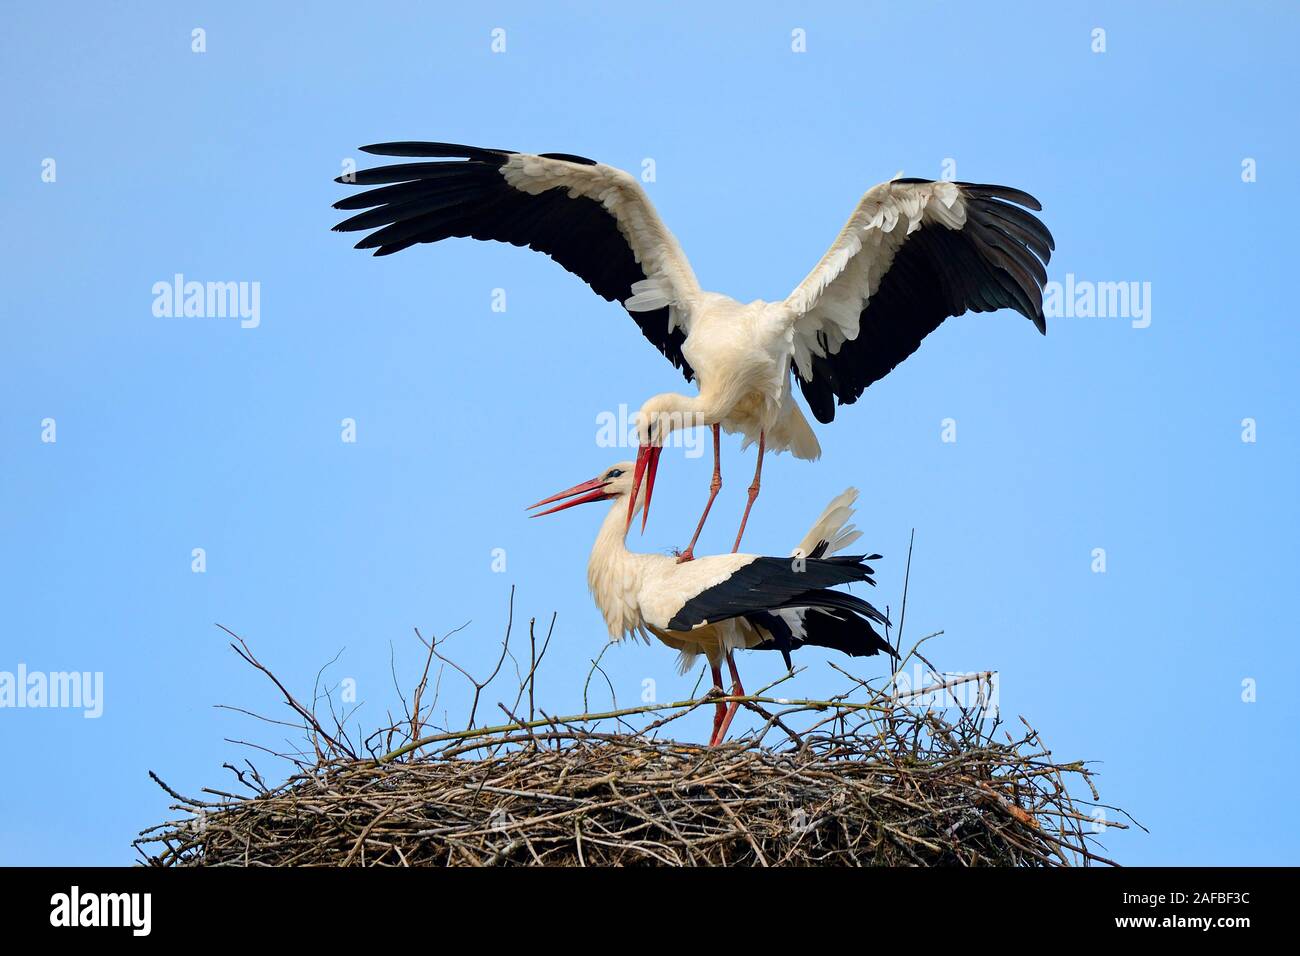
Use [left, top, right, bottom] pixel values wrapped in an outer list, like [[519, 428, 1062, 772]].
[[527, 461, 895, 746], [335, 142, 1054, 559]]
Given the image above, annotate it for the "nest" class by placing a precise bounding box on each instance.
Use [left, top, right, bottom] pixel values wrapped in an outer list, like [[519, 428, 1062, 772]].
[[135, 610, 1134, 866]]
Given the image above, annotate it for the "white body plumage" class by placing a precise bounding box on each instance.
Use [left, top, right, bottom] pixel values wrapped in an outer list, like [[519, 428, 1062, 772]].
[[579, 468, 863, 670]]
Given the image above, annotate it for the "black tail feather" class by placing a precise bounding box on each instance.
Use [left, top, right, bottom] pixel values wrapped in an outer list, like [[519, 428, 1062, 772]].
[[750, 605, 896, 665]]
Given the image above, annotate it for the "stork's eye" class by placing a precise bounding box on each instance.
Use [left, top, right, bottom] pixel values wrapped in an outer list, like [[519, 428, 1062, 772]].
[[605, 469, 624, 479]]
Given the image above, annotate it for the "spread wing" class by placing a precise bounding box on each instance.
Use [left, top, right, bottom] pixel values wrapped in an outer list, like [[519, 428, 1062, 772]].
[[334, 142, 702, 380], [785, 178, 1054, 423]]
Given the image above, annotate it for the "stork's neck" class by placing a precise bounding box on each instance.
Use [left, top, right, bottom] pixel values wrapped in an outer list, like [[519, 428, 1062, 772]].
[[646, 391, 727, 439], [591, 495, 633, 565], [587, 497, 641, 639]]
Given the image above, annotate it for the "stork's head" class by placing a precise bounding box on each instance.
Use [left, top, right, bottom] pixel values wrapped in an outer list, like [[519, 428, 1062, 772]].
[[527, 462, 640, 521], [634, 393, 694, 448], [629, 393, 704, 535]]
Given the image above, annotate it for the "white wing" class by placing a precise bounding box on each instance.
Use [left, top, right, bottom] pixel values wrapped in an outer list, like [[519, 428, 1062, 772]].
[[785, 179, 1054, 423], [335, 142, 702, 380]]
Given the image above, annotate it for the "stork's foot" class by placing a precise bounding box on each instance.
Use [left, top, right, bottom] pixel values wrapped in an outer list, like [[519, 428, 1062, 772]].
[[709, 699, 726, 746], [713, 691, 743, 746], [711, 654, 745, 746], [683, 424, 723, 568], [731, 431, 765, 553], [706, 664, 727, 747]]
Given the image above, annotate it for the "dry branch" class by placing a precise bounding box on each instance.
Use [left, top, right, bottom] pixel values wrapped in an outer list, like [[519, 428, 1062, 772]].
[[136, 617, 1135, 867]]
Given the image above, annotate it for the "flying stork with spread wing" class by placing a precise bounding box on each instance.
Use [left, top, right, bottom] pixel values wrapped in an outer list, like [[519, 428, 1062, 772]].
[[334, 142, 1054, 557]]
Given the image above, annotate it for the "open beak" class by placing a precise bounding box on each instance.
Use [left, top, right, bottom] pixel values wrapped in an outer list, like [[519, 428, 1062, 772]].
[[527, 476, 613, 517], [627, 445, 663, 534]]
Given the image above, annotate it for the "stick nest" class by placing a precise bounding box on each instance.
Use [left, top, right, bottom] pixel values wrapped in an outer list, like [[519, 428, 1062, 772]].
[[135, 603, 1134, 866], [144, 733, 1113, 867], [138, 678, 1128, 866]]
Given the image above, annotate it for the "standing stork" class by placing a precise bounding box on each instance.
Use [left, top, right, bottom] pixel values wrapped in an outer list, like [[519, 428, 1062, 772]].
[[335, 142, 1054, 558], [527, 461, 895, 746]]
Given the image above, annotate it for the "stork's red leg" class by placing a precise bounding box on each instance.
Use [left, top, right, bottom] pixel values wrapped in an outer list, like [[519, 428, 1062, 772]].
[[712, 650, 745, 745], [707, 661, 726, 746], [677, 424, 722, 564], [731, 430, 765, 553]]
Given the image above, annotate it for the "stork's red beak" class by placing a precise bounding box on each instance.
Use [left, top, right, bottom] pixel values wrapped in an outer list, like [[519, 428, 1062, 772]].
[[527, 476, 613, 517], [627, 444, 663, 534]]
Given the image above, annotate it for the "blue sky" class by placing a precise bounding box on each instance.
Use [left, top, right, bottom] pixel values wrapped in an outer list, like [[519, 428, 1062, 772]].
[[2, 2, 1296, 865]]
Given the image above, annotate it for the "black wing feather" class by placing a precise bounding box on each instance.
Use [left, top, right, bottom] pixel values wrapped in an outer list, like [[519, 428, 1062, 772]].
[[796, 180, 1053, 424], [668, 555, 883, 631], [750, 607, 895, 664], [334, 141, 693, 381], [668, 553, 896, 666]]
